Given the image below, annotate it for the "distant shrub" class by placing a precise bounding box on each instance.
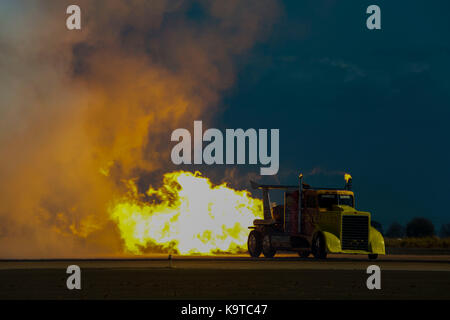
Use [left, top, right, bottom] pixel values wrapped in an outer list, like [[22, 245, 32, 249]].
[[439, 224, 450, 238], [386, 222, 405, 238], [406, 217, 435, 238], [385, 237, 450, 248]]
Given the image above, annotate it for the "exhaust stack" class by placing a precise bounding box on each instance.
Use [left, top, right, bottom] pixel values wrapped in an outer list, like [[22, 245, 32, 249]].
[[345, 173, 352, 191], [298, 173, 303, 233]]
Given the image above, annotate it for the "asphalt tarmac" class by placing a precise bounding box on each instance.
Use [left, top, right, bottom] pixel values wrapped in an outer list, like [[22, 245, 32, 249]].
[[1, 254, 449, 299]]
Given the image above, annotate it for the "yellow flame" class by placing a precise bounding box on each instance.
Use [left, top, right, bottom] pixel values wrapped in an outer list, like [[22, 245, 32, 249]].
[[109, 171, 263, 255], [344, 173, 352, 183]]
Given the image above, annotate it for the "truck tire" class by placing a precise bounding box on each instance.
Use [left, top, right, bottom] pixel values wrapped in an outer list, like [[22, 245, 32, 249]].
[[368, 254, 378, 260], [312, 233, 327, 259], [298, 250, 311, 258], [247, 231, 262, 258], [262, 234, 276, 258]]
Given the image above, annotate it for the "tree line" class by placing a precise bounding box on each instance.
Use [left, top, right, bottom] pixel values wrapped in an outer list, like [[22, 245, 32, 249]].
[[371, 218, 450, 238]]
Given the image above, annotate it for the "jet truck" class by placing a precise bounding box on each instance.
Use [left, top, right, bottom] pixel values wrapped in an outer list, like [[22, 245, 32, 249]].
[[247, 174, 385, 259]]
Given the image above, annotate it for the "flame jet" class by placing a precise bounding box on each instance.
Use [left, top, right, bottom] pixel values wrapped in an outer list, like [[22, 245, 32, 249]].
[[110, 171, 263, 255]]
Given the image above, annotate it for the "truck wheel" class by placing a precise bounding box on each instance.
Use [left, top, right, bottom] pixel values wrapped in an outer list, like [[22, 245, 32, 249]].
[[368, 254, 378, 260], [298, 251, 310, 258], [247, 231, 262, 258], [312, 233, 327, 259], [262, 234, 276, 258]]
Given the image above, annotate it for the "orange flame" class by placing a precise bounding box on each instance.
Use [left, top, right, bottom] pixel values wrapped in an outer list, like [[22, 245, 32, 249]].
[[109, 171, 263, 255]]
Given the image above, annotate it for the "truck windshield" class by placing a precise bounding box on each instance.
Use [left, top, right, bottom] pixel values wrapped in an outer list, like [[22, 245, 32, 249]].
[[339, 195, 354, 207], [318, 194, 354, 208]]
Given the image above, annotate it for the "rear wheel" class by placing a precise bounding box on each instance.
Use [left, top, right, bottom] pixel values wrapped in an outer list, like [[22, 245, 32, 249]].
[[262, 234, 276, 258], [298, 250, 311, 258], [368, 254, 378, 260], [247, 231, 262, 258], [312, 233, 327, 259]]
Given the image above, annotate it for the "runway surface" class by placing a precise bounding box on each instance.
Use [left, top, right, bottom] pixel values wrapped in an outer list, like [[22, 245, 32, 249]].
[[2, 254, 450, 271], [1, 254, 449, 299]]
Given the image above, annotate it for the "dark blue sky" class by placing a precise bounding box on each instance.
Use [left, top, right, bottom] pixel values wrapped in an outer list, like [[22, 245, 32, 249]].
[[215, 0, 450, 230]]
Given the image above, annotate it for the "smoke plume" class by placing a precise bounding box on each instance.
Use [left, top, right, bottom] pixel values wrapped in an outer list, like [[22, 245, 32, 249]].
[[0, 1, 279, 258]]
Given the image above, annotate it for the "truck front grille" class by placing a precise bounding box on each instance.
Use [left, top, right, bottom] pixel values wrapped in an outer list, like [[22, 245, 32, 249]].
[[341, 215, 369, 250]]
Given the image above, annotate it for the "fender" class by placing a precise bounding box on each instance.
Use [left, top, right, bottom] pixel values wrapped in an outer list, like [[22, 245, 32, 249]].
[[369, 226, 385, 254], [321, 231, 342, 253]]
